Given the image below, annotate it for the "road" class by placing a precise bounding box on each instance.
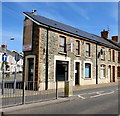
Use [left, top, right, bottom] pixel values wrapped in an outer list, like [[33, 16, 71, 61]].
[[4, 84, 119, 114]]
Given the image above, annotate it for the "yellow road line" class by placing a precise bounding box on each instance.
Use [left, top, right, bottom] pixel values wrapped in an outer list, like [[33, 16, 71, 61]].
[[1, 83, 116, 99], [0, 90, 64, 98]]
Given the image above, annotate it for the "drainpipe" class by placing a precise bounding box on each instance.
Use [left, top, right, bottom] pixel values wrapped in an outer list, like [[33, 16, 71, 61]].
[[96, 43, 98, 84], [45, 28, 49, 90]]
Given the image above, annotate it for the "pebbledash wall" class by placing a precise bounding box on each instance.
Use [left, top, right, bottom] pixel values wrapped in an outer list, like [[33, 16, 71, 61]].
[[23, 15, 120, 91]]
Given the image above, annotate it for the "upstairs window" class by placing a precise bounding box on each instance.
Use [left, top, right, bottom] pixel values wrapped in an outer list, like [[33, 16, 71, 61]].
[[60, 36, 66, 53], [108, 49, 111, 61], [86, 43, 90, 57], [112, 50, 115, 62], [101, 47, 105, 60], [118, 52, 120, 63], [76, 40, 80, 55], [85, 63, 91, 78]]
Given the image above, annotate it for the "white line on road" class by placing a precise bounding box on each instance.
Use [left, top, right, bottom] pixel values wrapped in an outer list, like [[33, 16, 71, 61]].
[[78, 95, 86, 99], [90, 91, 114, 98], [78, 91, 104, 96]]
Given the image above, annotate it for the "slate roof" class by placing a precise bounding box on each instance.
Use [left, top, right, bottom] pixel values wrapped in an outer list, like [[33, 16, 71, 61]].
[[23, 12, 120, 50]]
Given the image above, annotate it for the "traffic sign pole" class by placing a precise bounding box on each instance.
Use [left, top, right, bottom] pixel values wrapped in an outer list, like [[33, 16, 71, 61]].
[[13, 60, 17, 94], [2, 61, 5, 95]]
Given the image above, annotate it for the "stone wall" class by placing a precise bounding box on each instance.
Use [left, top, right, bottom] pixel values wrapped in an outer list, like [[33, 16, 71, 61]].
[[23, 20, 120, 90]]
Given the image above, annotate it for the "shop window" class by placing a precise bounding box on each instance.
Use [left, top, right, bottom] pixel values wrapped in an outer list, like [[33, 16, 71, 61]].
[[85, 63, 91, 78], [100, 64, 106, 78]]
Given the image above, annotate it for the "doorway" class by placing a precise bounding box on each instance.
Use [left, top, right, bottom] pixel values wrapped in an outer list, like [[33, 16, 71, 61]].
[[112, 66, 115, 82], [27, 58, 35, 90], [108, 66, 111, 82], [75, 62, 80, 85]]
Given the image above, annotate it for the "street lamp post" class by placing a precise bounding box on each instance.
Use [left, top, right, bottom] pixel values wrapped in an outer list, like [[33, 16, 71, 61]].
[[1, 38, 15, 95]]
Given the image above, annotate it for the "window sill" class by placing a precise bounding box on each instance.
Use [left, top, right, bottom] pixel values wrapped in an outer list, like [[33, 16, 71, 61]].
[[85, 56, 92, 58], [101, 59, 105, 61], [58, 52, 67, 55], [83, 78, 92, 80], [75, 55, 81, 57], [100, 77, 106, 79]]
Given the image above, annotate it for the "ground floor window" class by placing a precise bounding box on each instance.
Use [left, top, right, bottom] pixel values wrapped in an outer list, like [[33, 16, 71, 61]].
[[85, 63, 91, 78], [100, 64, 106, 78], [56, 61, 68, 81]]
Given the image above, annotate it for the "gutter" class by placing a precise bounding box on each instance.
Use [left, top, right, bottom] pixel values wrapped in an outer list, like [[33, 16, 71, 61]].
[[96, 43, 98, 84], [45, 28, 49, 90]]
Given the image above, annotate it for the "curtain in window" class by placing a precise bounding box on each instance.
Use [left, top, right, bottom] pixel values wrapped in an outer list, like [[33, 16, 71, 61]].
[[100, 65, 105, 78]]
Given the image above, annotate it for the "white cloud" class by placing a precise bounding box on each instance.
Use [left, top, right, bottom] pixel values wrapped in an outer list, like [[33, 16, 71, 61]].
[[67, 2, 90, 20]]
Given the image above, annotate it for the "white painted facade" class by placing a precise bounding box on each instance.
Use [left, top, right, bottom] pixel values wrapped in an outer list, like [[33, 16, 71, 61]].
[[0, 47, 23, 74]]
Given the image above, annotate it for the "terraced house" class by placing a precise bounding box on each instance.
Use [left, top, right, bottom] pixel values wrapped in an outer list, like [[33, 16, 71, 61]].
[[22, 11, 120, 91]]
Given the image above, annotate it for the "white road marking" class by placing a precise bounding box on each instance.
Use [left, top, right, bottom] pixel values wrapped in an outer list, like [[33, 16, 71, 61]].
[[90, 91, 114, 98], [79, 91, 104, 96], [78, 95, 86, 99]]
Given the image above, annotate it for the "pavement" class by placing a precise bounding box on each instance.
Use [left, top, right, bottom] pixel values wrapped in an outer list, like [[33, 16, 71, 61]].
[[1, 81, 118, 114]]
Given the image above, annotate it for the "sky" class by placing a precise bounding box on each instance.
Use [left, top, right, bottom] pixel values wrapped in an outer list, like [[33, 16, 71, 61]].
[[1, 2, 118, 52]]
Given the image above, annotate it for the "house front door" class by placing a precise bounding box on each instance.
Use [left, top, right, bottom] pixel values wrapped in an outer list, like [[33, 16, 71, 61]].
[[75, 62, 80, 85]]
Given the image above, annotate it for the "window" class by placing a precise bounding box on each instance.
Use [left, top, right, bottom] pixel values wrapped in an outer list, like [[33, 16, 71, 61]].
[[101, 47, 105, 60], [86, 43, 90, 57], [100, 65, 106, 78], [112, 50, 115, 62], [56, 61, 68, 81], [108, 49, 111, 61], [60, 36, 66, 53], [85, 63, 91, 78], [76, 40, 80, 55], [117, 66, 120, 77], [118, 52, 120, 63]]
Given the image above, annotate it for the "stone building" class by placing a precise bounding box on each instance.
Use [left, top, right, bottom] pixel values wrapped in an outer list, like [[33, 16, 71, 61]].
[[22, 12, 120, 90]]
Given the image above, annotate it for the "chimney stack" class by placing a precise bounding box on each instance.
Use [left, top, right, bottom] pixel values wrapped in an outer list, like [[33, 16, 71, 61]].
[[1, 45, 7, 49], [101, 30, 109, 39], [112, 36, 118, 43]]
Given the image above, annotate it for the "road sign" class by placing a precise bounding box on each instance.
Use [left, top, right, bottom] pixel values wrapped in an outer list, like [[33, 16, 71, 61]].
[[2, 54, 7, 61]]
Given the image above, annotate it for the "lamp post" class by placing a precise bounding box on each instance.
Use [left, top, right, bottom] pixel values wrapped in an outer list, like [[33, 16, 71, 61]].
[[1, 38, 15, 95]]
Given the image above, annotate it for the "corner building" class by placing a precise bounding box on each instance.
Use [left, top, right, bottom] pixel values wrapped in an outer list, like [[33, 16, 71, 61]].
[[22, 12, 120, 90]]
